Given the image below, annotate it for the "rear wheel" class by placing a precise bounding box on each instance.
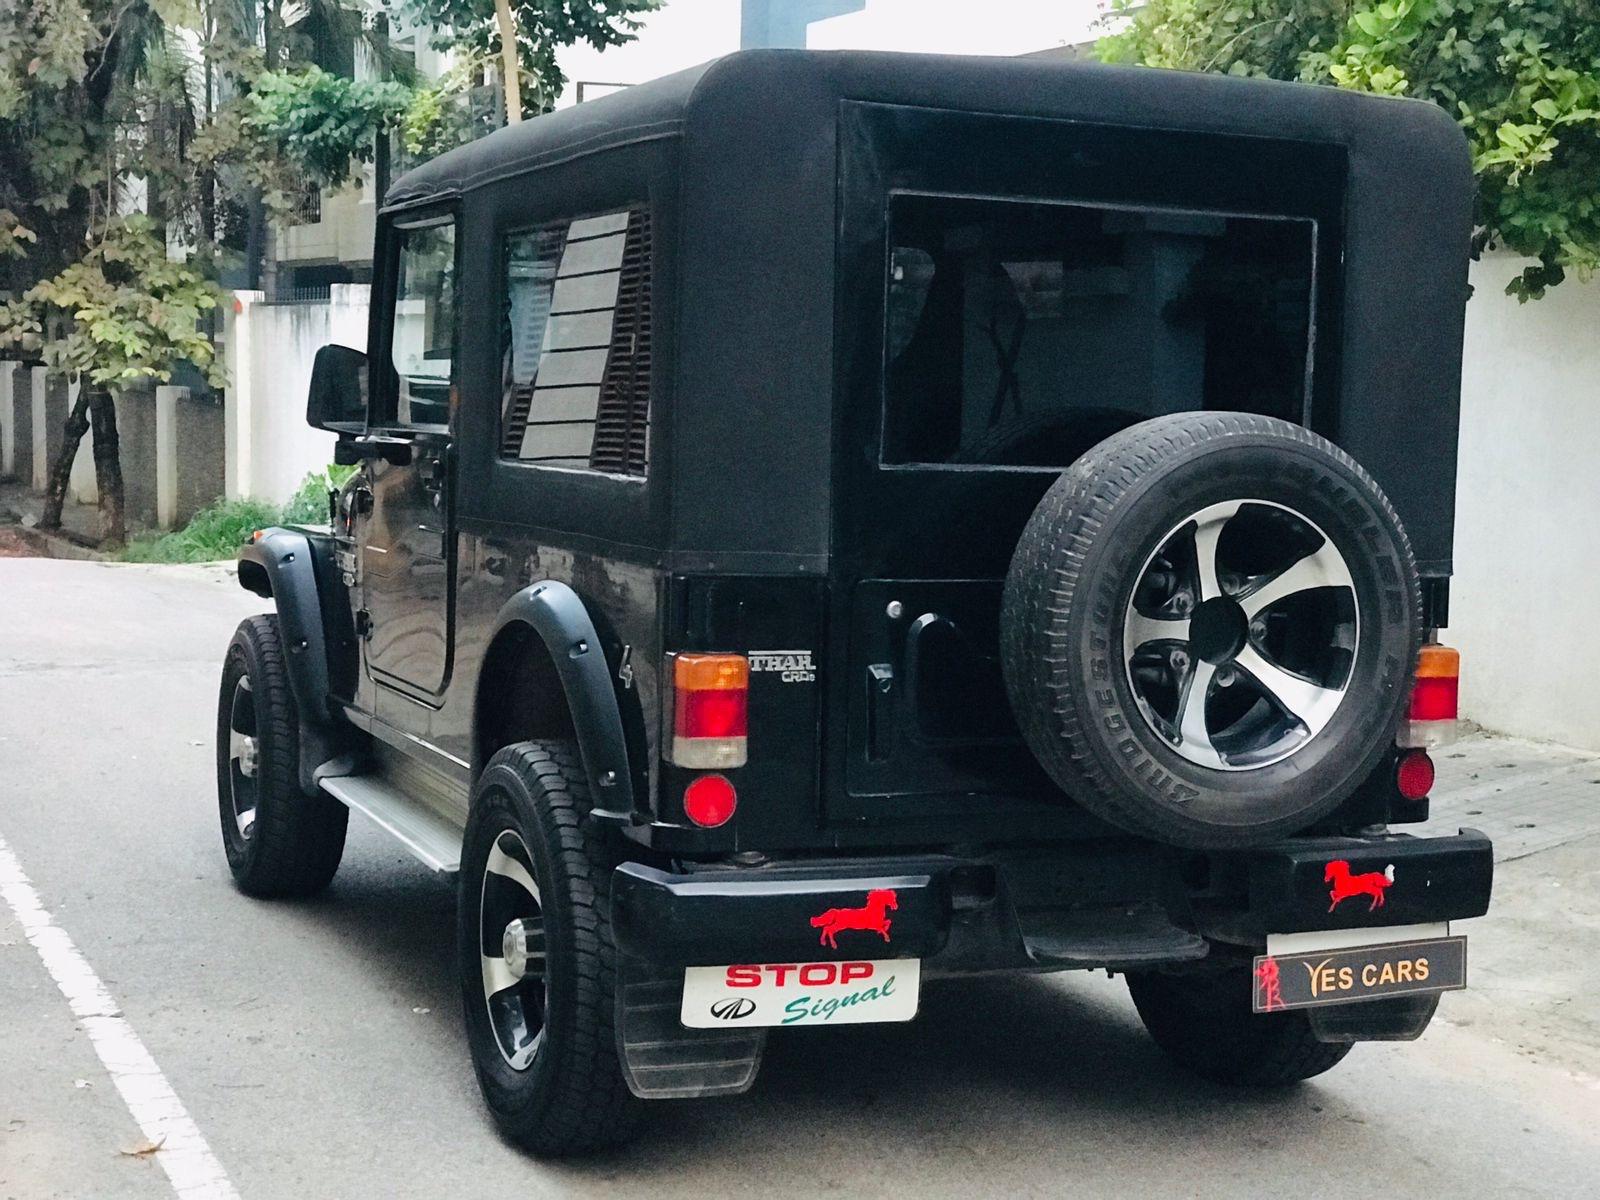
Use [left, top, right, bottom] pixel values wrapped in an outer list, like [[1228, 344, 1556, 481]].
[[216, 615, 347, 897], [458, 741, 639, 1157], [1127, 963, 1352, 1086]]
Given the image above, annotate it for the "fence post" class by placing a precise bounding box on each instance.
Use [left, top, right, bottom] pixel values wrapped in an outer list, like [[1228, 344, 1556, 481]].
[[224, 291, 263, 500], [29, 365, 47, 489], [0, 365, 13, 480], [155, 385, 184, 530]]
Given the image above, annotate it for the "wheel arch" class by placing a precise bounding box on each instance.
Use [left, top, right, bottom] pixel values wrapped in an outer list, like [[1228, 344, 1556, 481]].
[[474, 581, 639, 821], [236, 528, 335, 726]]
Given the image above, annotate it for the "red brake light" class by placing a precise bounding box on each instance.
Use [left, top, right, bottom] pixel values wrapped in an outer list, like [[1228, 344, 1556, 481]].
[[1395, 749, 1435, 800], [1408, 675, 1458, 722], [677, 687, 748, 740], [683, 774, 737, 827]]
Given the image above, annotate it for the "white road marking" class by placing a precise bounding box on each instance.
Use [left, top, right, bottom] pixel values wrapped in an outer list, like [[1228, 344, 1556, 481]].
[[0, 833, 240, 1200]]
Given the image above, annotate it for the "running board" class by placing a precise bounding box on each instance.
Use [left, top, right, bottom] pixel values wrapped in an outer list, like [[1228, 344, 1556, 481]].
[[318, 775, 464, 874]]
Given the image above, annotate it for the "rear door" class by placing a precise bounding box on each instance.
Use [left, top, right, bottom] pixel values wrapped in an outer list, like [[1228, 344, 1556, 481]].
[[828, 102, 1343, 823]]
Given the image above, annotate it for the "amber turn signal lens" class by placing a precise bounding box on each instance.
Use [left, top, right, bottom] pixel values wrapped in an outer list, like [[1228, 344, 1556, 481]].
[[1415, 644, 1461, 679], [673, 653, 749, 691]]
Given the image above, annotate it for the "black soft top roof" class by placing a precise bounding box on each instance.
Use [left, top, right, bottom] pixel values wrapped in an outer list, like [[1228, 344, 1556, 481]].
[[385, 48, 1467, 211], [410, 49, 1471, 577]]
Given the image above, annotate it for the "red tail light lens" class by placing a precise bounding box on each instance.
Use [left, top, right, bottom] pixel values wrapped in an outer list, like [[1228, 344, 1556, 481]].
[[1395, 748, 1435, 800], [677, 687, 748, 740], [683, 774, 737, 827], [667, 653, 749, 769]]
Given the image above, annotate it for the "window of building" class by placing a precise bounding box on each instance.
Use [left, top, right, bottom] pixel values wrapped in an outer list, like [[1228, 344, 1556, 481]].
[[388, 217, 457, 428], [882, 193, 1315, 468], [500, 209, 652, 476]]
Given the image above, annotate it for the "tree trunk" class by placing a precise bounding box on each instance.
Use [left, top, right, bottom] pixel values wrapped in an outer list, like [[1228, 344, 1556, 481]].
[[495, 0, 523, 124], [38, 390, 91, 530], [87, 386, 126, 549]]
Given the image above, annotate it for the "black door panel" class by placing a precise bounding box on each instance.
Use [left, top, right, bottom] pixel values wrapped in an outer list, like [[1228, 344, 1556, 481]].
[[361, 435, 453, 698]]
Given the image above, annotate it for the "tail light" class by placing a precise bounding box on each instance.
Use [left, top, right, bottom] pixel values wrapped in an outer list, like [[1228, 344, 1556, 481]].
[[1399, 643, 1459, 749], [667, 652, 748, 769]]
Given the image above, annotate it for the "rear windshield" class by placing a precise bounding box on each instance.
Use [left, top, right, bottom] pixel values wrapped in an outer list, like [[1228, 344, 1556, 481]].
[[882, 193, 1316, 468]]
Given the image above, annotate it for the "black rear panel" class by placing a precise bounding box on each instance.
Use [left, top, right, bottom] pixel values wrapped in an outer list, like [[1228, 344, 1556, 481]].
[[828, 101, 1347, 828]]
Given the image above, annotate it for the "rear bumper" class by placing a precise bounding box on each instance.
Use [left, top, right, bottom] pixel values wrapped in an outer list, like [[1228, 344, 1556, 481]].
[[610, 830, 1493, 973]]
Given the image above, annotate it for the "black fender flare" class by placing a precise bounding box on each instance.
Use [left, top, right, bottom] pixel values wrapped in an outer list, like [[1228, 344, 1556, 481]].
[[485, 581, 638, 822], [236, 528, 336, 727]]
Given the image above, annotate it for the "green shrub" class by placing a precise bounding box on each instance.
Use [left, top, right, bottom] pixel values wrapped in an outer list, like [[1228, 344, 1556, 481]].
[[281, 464, 358, 525], [120, 465, 358, 563]]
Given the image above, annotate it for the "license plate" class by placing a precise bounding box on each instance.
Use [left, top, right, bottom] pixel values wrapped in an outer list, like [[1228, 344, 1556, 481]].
[[1252, 935, 1466, 1012], [680, 959, 921, 1029]]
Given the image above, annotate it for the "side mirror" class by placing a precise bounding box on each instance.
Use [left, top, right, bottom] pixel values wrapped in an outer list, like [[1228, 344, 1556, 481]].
[[307, 343, 368, 431]]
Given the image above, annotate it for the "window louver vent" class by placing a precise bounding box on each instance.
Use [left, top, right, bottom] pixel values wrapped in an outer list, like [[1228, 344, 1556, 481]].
[[498, 209, 651, 476], [589, 212, 652, 475]]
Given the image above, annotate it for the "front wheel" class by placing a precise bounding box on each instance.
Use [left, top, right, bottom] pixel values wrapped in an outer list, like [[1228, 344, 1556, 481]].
[[1127, 962, 1352, 1085], [458, 741, 640, 1156], [216, 615, 347, 897]]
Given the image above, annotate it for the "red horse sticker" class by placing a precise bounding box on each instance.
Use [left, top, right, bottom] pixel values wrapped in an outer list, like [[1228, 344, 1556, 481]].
[[810, 889, 898, 949], [1325, 860, 1395, 912]]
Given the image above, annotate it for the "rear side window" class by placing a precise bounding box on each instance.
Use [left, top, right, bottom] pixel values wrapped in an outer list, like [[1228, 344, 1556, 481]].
[[500, 209, 652, 476], [882, 193, 1315, 468]]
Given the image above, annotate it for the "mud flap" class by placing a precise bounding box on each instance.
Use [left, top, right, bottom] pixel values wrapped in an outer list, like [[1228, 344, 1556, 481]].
[[1309, 994, 1440, 1043], [615, 959, 766, 1099]]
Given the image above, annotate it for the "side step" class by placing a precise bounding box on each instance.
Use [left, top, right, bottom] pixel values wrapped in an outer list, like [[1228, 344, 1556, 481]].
[[1016, 902, 1209, 970], [319, 774, 464, 874], [616, 971, 766, 1100]]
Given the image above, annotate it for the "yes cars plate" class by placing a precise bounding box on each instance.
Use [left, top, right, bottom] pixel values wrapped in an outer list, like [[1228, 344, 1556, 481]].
[[1252, 936, 1466, 1012], [680, 959, 920, 1028]]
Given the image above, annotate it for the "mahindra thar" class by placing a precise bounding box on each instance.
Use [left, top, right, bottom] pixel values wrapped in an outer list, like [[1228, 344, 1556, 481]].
[[216, 49, 1492, 1156]]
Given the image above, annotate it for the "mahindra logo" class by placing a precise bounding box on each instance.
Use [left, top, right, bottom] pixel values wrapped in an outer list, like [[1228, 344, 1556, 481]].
[[709, 997, 756, 1020]]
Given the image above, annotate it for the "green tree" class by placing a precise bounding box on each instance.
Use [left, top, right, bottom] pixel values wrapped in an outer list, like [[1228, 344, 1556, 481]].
[[0, 0, 408, 546], [2, 217, 227, 547], [195, 65, 413, 219], [401, 0, 660, 125], [1099, 0, 1600, 300]]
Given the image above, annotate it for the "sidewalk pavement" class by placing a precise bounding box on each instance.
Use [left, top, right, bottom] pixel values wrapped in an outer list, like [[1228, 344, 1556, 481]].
[[1422, 730, 1600, 860]]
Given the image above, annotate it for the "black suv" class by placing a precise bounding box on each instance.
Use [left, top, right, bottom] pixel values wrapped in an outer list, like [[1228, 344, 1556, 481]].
[[218, 50, 1493, 1156]]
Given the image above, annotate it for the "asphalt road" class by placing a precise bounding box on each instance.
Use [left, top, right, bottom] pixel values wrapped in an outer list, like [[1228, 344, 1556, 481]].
[[2, 558, 1597, 1199]]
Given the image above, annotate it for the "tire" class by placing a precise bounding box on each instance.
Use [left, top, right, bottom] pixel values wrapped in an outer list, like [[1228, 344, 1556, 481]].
[[458, 742, 640, 1157], [216, 615, 348, 897], [1127, 964, 1352, 1086], [1001, 412, 1421, 849]]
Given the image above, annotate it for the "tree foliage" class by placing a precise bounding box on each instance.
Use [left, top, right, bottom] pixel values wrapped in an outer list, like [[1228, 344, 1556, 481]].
[[196, 66, 413, 216], [1099, 0, 1600, 300], [8, 216, 225, 389], [402, 0, 659, 116]]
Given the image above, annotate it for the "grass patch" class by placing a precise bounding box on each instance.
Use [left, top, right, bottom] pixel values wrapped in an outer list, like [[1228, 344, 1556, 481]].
[[120, 466, 356, 563]]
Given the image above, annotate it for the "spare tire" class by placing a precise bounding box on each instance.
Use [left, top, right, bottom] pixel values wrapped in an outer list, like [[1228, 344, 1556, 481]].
[[1001, 412, 1420, 849]]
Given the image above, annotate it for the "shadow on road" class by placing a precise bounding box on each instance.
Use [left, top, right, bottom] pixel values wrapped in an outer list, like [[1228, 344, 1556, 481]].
[[279, 849, 1371, 1187]]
